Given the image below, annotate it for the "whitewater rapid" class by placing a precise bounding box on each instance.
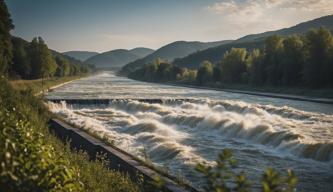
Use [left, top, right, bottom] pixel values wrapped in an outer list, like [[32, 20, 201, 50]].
[[47, 72, 333, 191]]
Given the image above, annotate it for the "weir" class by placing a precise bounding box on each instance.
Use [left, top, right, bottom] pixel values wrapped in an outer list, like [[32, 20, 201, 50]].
[[47, 98, 195, 105], [48, 119, 198, 192], [45, 72, 333, 191]]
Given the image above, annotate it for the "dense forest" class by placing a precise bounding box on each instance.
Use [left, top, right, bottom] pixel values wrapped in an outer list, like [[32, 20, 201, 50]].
[[129, 27, 333, 89], [0, 2, 94, 80]]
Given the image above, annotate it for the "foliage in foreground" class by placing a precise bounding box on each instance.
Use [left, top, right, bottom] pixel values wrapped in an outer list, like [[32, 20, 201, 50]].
[[0, 77, 140, 192], [0, 77, 80, 191], [196, 149, 298, 192]]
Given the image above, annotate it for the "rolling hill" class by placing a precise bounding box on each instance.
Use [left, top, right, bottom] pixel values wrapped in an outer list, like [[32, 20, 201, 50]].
[[119, 40, 232, 75], [173, 41, 265, 69], [63, 51, 99, 61], [85, 48, 154, 69], [236, 14, 333, 43], [130, 47, 155, 58], [173, 14, 333, 69]]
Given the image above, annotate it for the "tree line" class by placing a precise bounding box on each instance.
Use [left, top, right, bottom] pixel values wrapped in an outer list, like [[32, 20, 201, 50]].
[[0, 2, 94, 80], [11, 37, 94, 79], [129, 27, 333, 89], [128, 58, 197, 83]]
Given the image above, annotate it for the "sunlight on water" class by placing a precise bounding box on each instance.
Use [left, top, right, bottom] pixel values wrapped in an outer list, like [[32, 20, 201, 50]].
[[47, 72, 333, 191]]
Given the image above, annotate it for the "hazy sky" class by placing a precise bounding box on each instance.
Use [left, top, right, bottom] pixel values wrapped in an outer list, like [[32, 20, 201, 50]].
[[6, 0, 333, 53]]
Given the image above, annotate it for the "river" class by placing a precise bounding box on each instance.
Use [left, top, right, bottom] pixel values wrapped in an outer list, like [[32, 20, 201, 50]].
[[46, 72, 333, 191]]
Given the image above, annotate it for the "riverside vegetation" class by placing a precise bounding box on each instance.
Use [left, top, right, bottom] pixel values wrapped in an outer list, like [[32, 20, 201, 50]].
[[0, 77, 140, 192], [0, 1, 139, 191], [129, 27, 333, 97]]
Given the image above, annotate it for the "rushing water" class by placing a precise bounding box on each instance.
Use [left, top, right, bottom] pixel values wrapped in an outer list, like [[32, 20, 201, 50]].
[[47, 72, 333, 191]]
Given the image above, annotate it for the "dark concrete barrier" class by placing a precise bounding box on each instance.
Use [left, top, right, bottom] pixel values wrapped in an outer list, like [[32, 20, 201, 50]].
[[47, 98, 195, 105], [48, 119, 198, 192]]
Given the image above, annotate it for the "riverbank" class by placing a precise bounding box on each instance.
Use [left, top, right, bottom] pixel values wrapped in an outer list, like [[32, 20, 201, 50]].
[[1, 76, 141, 191], [161, 83, 333, 104], [10, 75, 85, 94]]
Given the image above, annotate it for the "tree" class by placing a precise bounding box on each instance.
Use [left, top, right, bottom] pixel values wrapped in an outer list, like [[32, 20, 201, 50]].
[[29, 37, 57, 78], [220, 48, 247, 83], [304, 27, 333, 87], [12, 38, 31, 78], [156, 62, 173, 81], [37, 37, 57, 77], [280, 35, 305, 86], [212, 66, 222, 83], [176, 68, 197, 83], [196, 60, 213, 85], [0, 0, 14, 75], [247, 49, 264, 85], [263, 35, 284, 85], [55, 56, 70, 77]]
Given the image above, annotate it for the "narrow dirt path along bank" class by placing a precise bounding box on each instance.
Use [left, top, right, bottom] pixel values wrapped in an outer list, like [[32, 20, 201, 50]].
[[10, 75, 84, 94]]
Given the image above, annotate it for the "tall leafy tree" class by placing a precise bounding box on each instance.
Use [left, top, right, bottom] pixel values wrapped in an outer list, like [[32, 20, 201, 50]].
[[29, 37, 57, 78], [156, 62, 173, 81], [196, 60, 213, 85], [0, 0, 14, 75], [12, 37, 31, 78], [55, 56, 70, 77], [212, 66, 222, 82], [263, 35, 284, 85], [220, 48, 247, 83], [247, 49, 264, 85], [280, 35, 305, 86], [304, 27, 333, 87]]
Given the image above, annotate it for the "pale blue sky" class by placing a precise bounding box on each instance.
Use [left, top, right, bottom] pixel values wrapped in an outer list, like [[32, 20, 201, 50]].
[[6, 0, 333, 52]]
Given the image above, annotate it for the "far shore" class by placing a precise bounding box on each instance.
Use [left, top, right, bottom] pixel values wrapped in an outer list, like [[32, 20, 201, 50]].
[[121, 73, 333, 105], [163, 82, 333, 105]]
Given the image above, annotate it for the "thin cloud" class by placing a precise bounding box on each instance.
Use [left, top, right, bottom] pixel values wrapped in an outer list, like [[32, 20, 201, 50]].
[[203, 0, 333, 40], [206, 0, 333, 15]]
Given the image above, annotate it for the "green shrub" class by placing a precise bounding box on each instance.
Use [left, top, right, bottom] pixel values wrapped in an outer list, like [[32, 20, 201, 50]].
[[0, 77, 82, 191], [196, 149, 297, 192], [0, 77, 140, 192]]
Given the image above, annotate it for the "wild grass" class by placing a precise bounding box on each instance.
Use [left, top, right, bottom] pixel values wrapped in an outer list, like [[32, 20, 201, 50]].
[[10, 75, 84, 94], [0, 76, 140, 192]]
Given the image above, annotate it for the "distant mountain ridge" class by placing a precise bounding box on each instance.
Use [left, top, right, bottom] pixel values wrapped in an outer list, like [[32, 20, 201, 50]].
[[173, 41, 265, 69], [85, 47, 154, 69], [130, 47, 155, 58], [236, 14, 333, 43], [120, 40, 232, 74], [173, 14, 333, 69], [63, 51, 99, 61]]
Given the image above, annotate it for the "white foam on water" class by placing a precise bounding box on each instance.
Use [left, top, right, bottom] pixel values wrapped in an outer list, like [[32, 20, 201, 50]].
[[46, 72, 333, 191], [48, 99, 333, 163]]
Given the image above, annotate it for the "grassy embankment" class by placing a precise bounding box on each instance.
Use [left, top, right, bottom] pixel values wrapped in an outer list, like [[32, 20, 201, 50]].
[[1, 76, 141, 192], [10, 75, 84, 94]]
